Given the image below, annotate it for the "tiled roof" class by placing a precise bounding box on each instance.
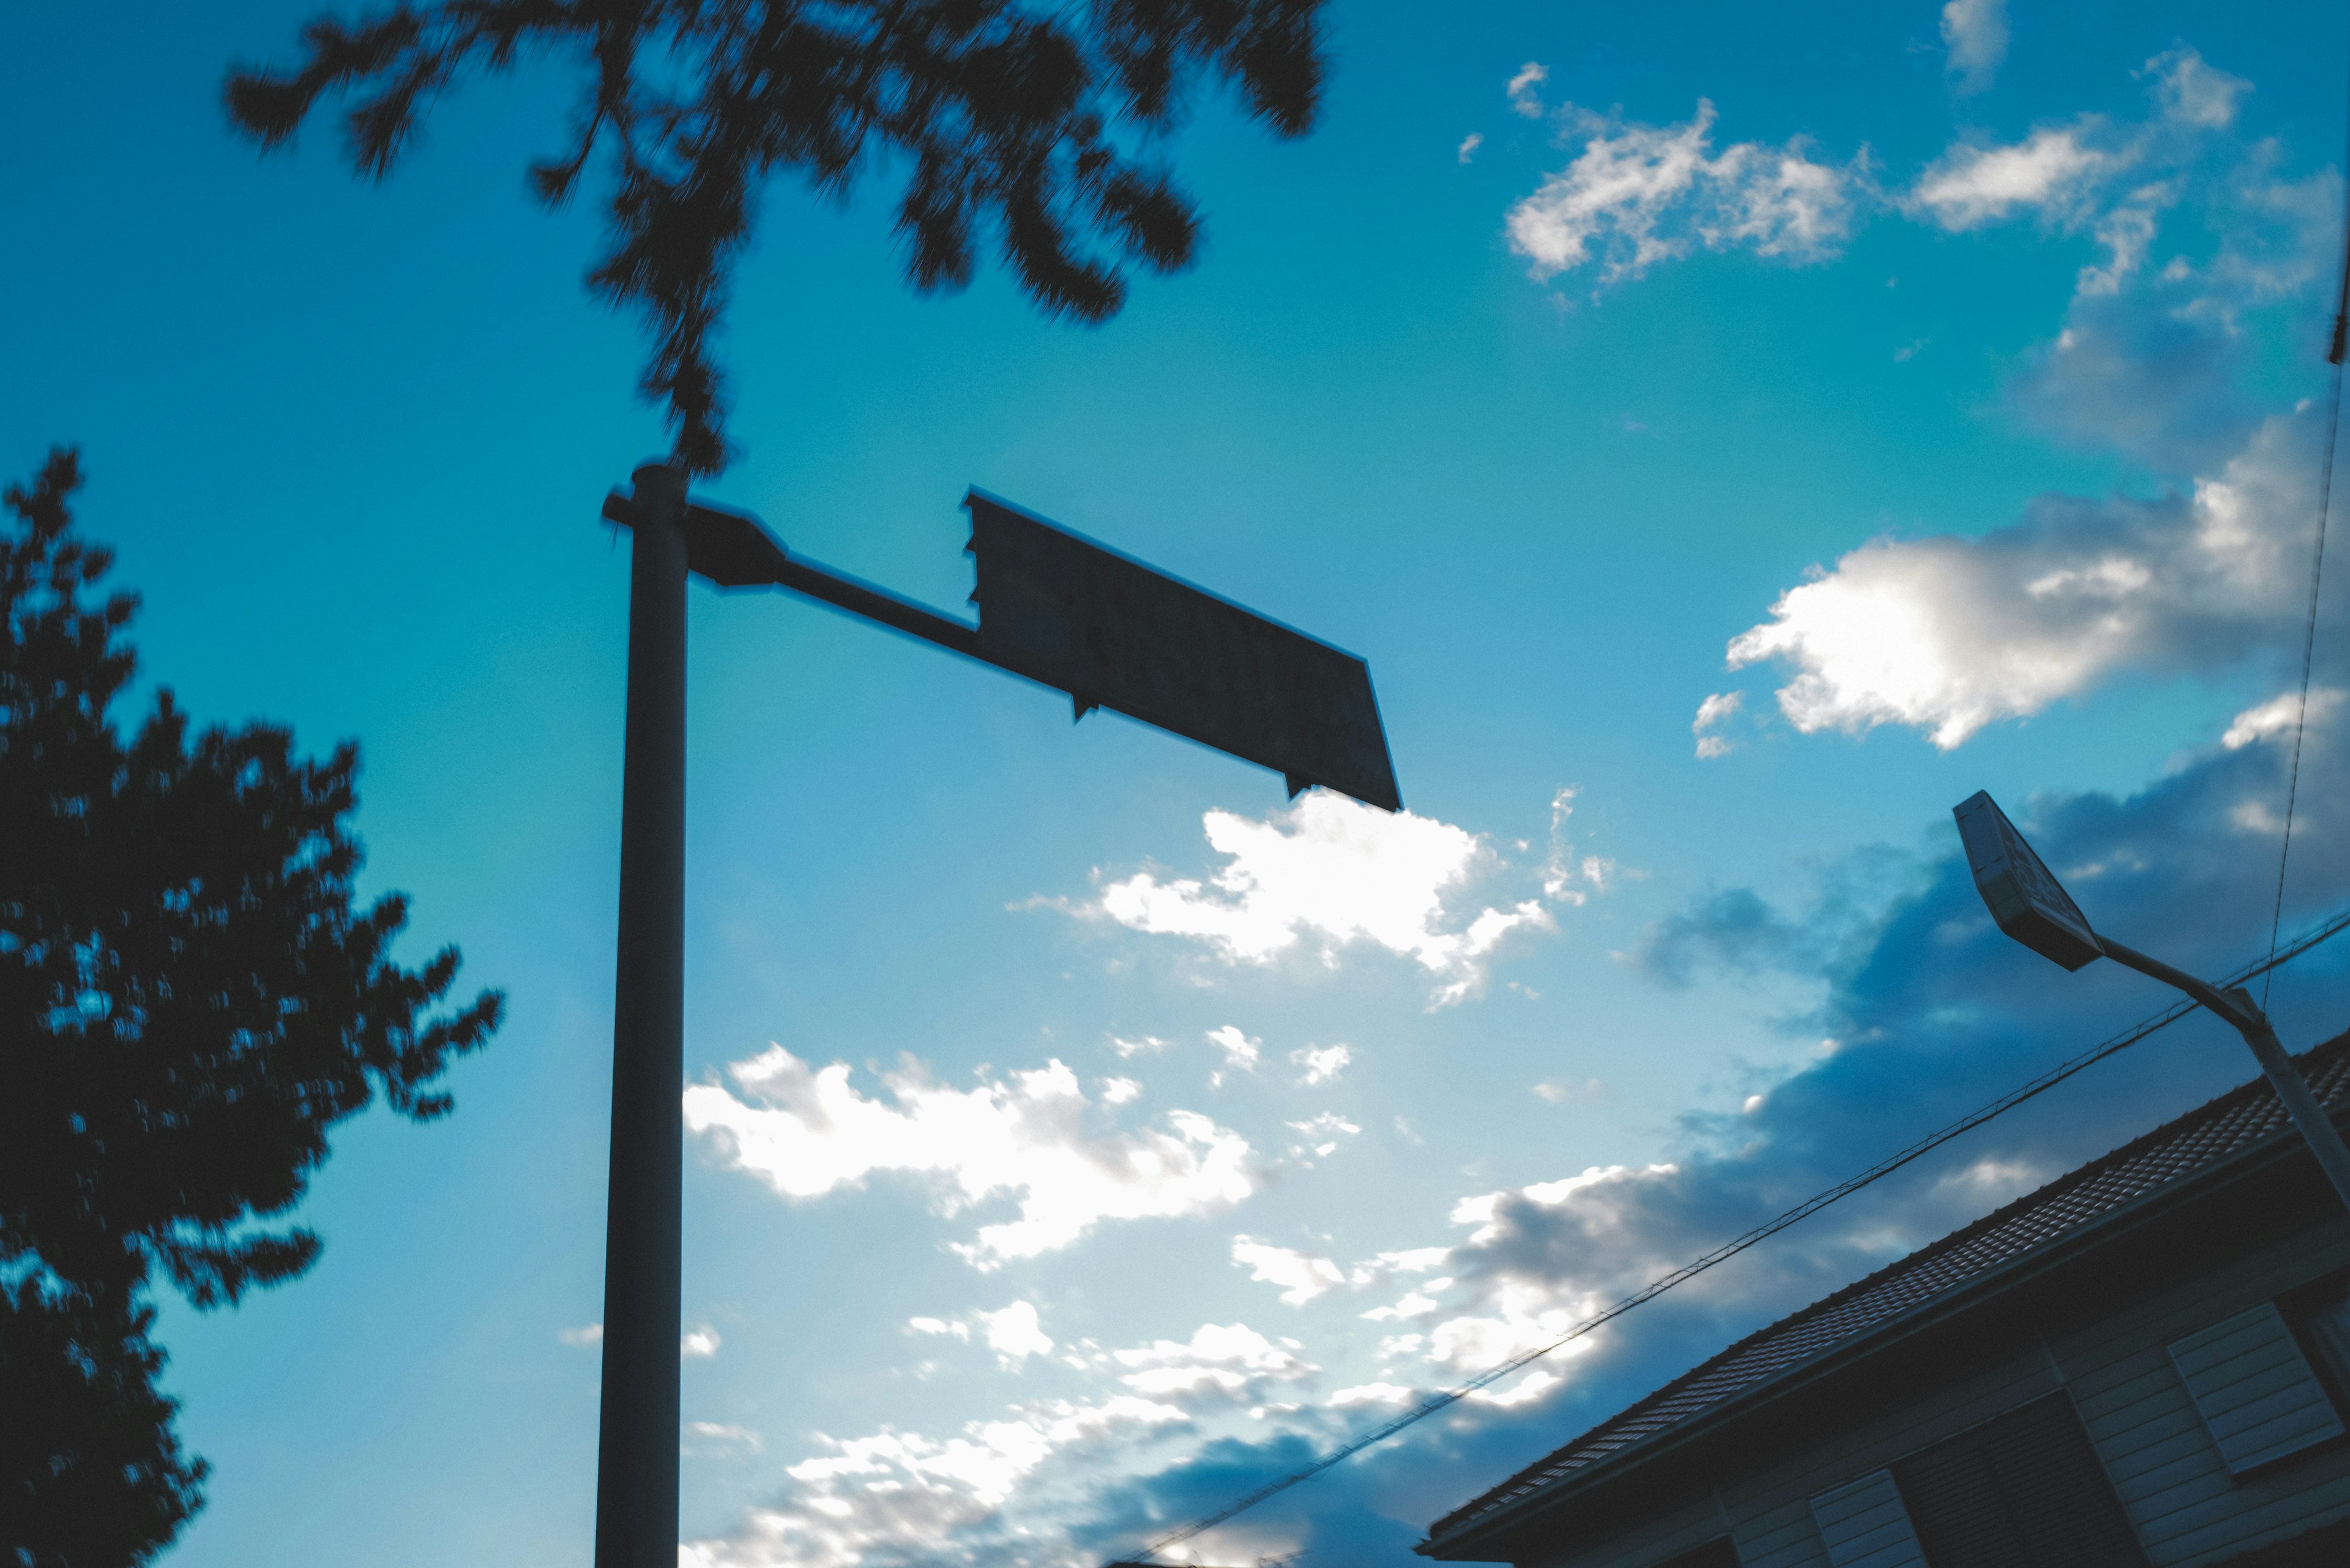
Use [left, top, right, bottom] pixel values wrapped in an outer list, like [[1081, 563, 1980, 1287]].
[[1424, 1031, 2350, 1547]]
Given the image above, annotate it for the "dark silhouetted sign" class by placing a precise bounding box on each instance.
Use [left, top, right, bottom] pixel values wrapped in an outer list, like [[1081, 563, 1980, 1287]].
[[966, 492, 1401, 812], [1953, 791, 2103, 971], [603, 485, 1403, 813]]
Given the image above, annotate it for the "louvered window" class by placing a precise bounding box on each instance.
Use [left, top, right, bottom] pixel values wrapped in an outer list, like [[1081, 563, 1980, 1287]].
[[1890, 1394, 2146, 1567], [1808, 1469, 1926, 1568], [2169, 1301, 2346, 1474]]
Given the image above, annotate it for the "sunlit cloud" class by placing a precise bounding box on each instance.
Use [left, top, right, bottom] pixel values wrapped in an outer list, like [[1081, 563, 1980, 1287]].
[[1087, 792, 1553, 1005], [1723, 408, 2321, 748], [2223, 688, 2344, 750], [684, 1048, 1255, 1267]]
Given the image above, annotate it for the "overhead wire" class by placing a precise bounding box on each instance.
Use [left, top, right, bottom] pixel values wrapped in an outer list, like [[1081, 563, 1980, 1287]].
[[1116, 902, 2350, 1563], [2262, 111, 2350, 1010]]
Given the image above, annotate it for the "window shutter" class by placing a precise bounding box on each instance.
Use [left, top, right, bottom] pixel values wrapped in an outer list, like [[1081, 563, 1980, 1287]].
[[1808, 1469, 1927, 1568], [2169, 1301, 2346, 1474], [1892, 1394, 2146, 1568]]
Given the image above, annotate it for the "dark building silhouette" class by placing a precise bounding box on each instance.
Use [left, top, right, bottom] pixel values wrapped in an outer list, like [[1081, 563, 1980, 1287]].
[[1420, 1034, 2350, 1568]]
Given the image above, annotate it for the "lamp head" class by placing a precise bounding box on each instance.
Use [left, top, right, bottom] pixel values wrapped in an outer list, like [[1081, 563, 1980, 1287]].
[[1952, 791, 2104, 971]]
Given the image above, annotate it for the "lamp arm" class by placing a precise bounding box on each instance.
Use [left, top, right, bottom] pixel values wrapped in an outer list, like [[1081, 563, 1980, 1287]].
[[2095, 937, 2259, 1029], [2097, 935, 2350, 1215]]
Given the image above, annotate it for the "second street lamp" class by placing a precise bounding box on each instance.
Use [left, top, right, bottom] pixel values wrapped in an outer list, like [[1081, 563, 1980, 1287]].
[[1952, 790, 2350, 1214], [591, 464, 1405, 1568]]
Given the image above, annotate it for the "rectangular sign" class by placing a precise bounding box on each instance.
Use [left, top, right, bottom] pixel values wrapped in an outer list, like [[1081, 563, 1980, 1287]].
[[966, 493, 1402, 812]]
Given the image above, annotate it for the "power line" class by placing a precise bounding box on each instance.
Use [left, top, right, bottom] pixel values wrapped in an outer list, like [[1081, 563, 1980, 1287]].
[[1117, 903, 2350, 1563], [2264, 195, 2350, 1010]]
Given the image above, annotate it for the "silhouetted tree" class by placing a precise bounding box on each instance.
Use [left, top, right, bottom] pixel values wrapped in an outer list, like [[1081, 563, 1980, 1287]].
[[223, 0, 1330, 473], [0, 449, 502, 1566]]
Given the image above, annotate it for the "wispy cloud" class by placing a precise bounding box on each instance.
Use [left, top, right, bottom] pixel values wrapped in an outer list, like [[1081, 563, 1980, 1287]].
[[1692, 691, 1743, 759], [1904, 122, 2115, 230], [1291, 1043, 1351, 1086], [1507, 101, 1863, 286], [1940, 0, 2009, 95], [1505, 62, 1548, 119]]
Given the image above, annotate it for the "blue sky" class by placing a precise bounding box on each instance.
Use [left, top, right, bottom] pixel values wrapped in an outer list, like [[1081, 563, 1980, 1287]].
[[10, 1, 2350, 1563]]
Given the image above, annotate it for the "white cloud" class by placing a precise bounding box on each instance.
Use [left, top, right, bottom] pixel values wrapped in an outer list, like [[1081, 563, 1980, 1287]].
[[1232, 1237, 1347, 1305], [1507, 101, 1862, 285], [1540, 786, 1617, 902], [1506, 62, 1548, 119], [2076, 195, 2163, 297], [1692, 690, 1744, 759], [1906, 123, 2115, 230], [909, 1315, 969, 1340], [682, 1317, 1322, 1568], [1207, 1025, 1261, 1072], [1099, 1075, 1142, 1105], [1457, 132, 1483, 165], [975, 1302, 1054, 1368], [1328, 1381, 1417, 1407], [558, 1323, 602, 1348], [1940, 0, 2009, 95], [1108, 1034, 1166, 1057], [683, 1325, 722, 1359], [1723, 408, 2322, 748], [1533, 1078, 1608, 1103], [684, 1047, 1255, 1267], [1291, 1043, 1351, 1086], [2147, 47, 2249, 129], [2224, 688, 2345, 749], [683, 1394, 1190, 1568], [1285, 1112, 1363, 1160], [1092, 792, 1551, 1005], [687, 1422, 763, 1453], [1111, 1321, 1316, 1398]]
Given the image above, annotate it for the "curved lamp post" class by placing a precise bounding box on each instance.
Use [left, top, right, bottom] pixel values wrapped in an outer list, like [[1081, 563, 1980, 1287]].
[[1953, 790, 2350, 1214]]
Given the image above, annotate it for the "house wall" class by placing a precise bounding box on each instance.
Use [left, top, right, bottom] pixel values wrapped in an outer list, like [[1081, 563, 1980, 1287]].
[[1509, 1225, 2350, 1568]]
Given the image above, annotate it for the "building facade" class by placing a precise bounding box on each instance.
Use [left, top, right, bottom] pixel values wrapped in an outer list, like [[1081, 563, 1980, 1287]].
[[1419, 1036, 2350, 1568]]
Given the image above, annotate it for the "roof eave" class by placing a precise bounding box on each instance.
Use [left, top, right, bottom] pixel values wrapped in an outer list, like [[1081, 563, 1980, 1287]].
[[1417, 1121, 2327, 1560]]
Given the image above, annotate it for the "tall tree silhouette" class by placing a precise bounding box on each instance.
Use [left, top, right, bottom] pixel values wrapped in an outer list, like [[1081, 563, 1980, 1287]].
[[0, 449, 502, 1566], [223, 0, 1330, 473]]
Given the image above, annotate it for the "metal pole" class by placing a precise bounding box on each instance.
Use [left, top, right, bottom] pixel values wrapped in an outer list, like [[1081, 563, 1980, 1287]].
[[2098, 936, 2350, 1215], [594, 463, 688, 1568]]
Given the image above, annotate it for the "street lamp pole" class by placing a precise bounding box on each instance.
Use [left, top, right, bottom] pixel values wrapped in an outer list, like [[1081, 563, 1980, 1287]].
[[595, 463, 688, 1568], [2091, 935, 2350, 1211], [584, 465, 1404, 1565], [1953, 790, 2350, 1217]]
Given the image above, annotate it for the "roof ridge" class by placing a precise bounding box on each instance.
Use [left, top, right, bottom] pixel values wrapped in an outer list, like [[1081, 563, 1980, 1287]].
[[1425, 1028, 2350, 1542]]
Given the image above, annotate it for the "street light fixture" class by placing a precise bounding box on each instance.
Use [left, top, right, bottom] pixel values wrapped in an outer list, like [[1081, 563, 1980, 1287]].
[[590, 464, 1404, 1568], [1952, 790, 2350, 1214]]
